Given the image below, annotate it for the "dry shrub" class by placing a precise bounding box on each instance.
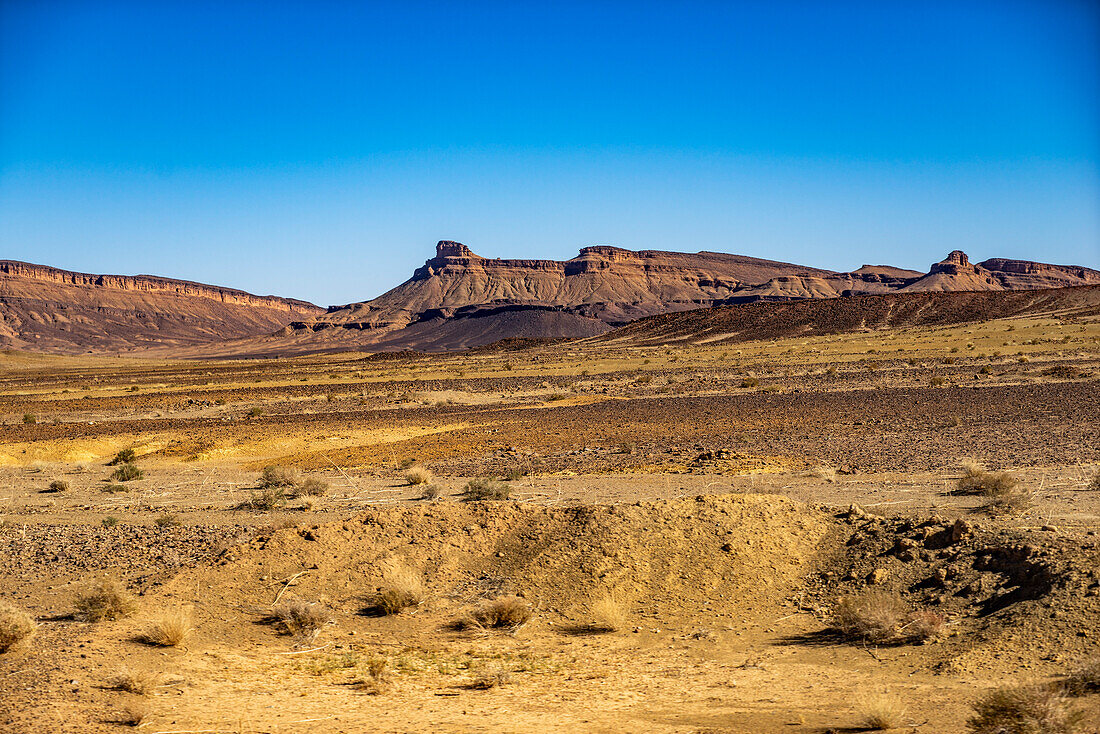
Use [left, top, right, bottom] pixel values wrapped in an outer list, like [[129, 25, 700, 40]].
[[270, 599, 333, 640], [357, 655, 392, 695], [587, 592, 626, 633], [239, 487, 287, 511], [967, 684, 1083, 734], [468, 662, 513, 689], [956, 466, 1031, 515], [0, 603, 36, 652], [296, 478, 328, 497], [111, 463, 143, 482], [503, 467, 525, 481], [419, 483, 444, 500], [74, 577, 137, 622], [47, 479, 69, 492], [139, 606, 193, 647], [109, 667, 161, 695], [1088, 470, 1100, 492], [1062, 657, 1100, 696], [983, 485, 1033, 516], [859, 693, 907, 730], [462, 478, 511, 501], [259, 465, 299, 488], [115, 704, 147, 727], [900, 609, 944, 641], [811, 465, 837, 483], [404, 466, 433, 485], [154, 513, 180, 527], [107, 448, 137, 466], [367, 569, 423, 615], [834, 589, 908, 643], [456, 595, 531, 632]]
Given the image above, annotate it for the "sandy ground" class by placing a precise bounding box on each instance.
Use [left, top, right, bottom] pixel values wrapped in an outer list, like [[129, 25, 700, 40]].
[[1, 316, 1099, 733]]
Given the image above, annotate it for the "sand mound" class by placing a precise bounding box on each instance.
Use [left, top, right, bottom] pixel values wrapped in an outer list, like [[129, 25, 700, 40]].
[[167, 494, 829, 624]]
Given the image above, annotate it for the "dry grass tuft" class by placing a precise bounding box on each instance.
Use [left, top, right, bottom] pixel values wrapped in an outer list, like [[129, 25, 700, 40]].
[[74, 577, 138, 622], [356, 655, 392, 694], [419, 483, 444, 500], [295, 478, 328, 497], [0, 603, 36, 652], [109, 667, 161, 695], [967, 684, 1083, 734], [404, 466, 433, 485], [1062, 657, 1100, 696], [456, 595, 532, 632], [239, 487, 288, 511], [107, 448, 137, 466], [956, 466, 1031, 515], [110, 463, 143, 482], [1088, 470, 1100, 492], [811, 465, 837, 483], [462, 478, 511, 501], [47, 479, 69, 492], [115, 704, 148, 727], [367, 569, 424, 615], [468, 662, 513, 689], [270, 599, 333, 640], [859, 693, 907, 730], [586, 592, 627, 633], [139, 606, 193, 647], [834, 589, 908, 643], [259, 465, 299, 488]]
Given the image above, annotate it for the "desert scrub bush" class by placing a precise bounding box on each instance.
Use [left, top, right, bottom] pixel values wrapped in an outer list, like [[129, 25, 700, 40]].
[[859, 693, 907, 730], [108, 667, 160, 695], [366, 569, 423, 616], [111, 463, 144, 482], [983, 484, 1033, 516], [832, 590, 942, 644], [138, 606, 193, 647], [967, 683, 1083, 734], [107, 448, 136, 466], [834, 589, 908, 643], [74, 577, 137, 622], [1088, 470, 1100, 492], [46, 479, 69, 492], [247, 406, 263, 417], [101, 516, 119, 528], [269, 599, 333, 640], [503, 467, 525, 481], [419, 483, 444, 501], [739, 377, 759, 388], [586, 592, 626, 633], [102, 483, 129, 494], [239, 487, 287, 511], [295, 478, 328, 497], [351, 655, 392, 694], [1062, 657, 1100, 696], [404, 465, 433, 485], [22, 413, 35, 424], [957, 464, 1018, 495], [468, 662, 513, 689], [455, 595, 531, 632], [462, 478, 511, 501], [0, 603, 36, 652], [259, 465, 299, 488], [154, 513, 181, 527]]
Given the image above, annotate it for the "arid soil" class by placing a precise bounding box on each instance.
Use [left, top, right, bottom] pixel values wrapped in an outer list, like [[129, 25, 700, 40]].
[[1, 313, 1098, 732]]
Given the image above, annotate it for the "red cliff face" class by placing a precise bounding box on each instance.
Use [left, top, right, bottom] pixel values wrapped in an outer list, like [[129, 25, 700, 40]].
[[0, 260, 322, 354]]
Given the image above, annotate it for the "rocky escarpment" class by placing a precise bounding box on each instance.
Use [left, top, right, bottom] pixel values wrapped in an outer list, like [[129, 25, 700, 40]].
[[274, 241, 1098, 352], [0, 260, 322, 354]]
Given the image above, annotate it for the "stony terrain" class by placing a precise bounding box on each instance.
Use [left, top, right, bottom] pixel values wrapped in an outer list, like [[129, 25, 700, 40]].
[[0, 310, 1097, 732]]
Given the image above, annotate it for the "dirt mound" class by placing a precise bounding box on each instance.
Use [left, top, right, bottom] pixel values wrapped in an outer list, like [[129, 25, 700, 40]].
[[169, 494, 830, 624], [597, 285, 1100, 346]]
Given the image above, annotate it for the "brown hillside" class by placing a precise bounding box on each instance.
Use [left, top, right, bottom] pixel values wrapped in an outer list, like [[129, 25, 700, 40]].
[[0, 260, 322, 354]]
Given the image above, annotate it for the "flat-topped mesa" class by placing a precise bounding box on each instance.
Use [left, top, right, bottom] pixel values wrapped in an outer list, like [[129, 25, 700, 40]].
[[981, 258, 1100, 282], [929, 250, 984, 276], [0, 260, 320, 312]]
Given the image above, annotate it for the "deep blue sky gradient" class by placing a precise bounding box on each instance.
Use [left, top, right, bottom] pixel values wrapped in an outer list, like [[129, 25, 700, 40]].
[[2, 0, 1098, 305]]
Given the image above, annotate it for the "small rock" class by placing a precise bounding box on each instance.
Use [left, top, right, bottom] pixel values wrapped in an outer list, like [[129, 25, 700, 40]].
[[867, 568, 890, 585]]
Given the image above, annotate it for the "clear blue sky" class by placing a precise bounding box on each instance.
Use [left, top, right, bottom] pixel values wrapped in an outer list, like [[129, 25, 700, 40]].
[[2, 0, 1098, 306]]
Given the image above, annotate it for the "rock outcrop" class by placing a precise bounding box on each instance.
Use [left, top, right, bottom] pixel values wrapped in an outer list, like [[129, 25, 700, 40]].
[[0, 260, 322, 354]]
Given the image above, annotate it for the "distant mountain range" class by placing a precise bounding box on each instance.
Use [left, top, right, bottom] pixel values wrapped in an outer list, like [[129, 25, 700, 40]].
[[2, 242, 1098, 355]]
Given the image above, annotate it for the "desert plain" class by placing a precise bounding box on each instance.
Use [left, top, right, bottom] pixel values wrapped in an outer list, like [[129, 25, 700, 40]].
[[0, 311, 1097, 733]]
